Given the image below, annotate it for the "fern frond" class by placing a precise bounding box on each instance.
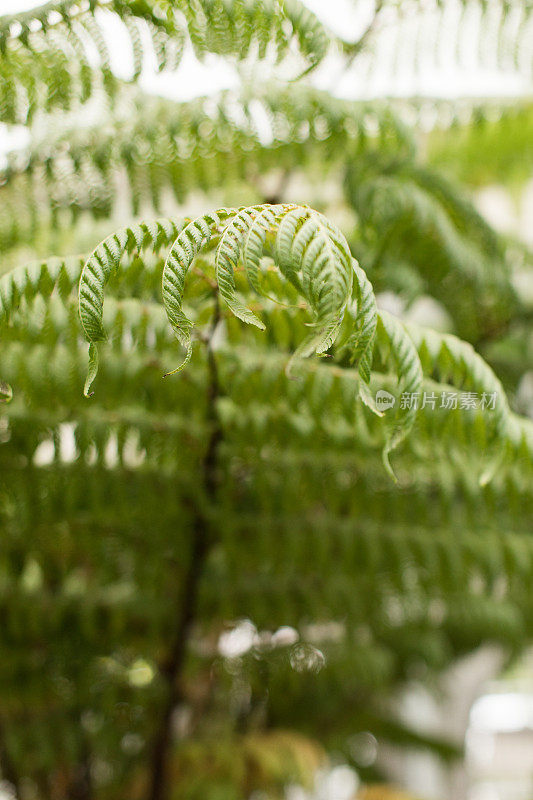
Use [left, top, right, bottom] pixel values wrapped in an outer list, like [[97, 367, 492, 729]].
[[405, 323, 533, 480], [77, 217, 189, 342], [2, 0, 533, 790], [346, 157, 518, 343], [346, 0, 533, 90], [3, 203, 531, 481], [161, 207, 241, 369], [0, 0, 332, 124], [0, 254, 85, 327], [80, 205, 359, 392], [375, 310, 423, 476], [0, 86, 413, 254]]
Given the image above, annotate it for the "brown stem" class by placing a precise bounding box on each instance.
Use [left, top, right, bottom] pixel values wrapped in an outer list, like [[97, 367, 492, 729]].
[[148, 300, 222, 800], [63, 708, 94, 800], [66, 748, 93, 800], [262, 169, 291, 206]]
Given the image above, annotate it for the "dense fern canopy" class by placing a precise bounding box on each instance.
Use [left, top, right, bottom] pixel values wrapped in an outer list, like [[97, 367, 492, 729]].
[[1, 1, 532, 799]]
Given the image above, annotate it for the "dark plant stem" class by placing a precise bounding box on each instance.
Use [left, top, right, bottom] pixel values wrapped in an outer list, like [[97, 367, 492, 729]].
[[63, 709, 94, 800], [262, 168, 291, 205], [67, 744, 93, 800], [0, 719, 21, 798], [148, 300, 222, 800]]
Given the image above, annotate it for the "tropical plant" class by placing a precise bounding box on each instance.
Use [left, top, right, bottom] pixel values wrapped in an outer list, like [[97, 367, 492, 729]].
[[1, 2, 532, 800]]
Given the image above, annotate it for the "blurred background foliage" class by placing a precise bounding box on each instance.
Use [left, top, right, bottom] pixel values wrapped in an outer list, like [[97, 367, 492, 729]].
[[0, 2, 533, 800], [426, 102, 533, 191]]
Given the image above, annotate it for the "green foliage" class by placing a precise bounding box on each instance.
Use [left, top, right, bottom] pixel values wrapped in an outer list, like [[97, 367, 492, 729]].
[[427, 102, 533, 190], [345, 156, 518, 344], [1, 2, 533, 799], [0, 0, 331, 123], [2, 202, 533, 800], [126, 730, 325, 799], [0, 85, 412, 255]]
